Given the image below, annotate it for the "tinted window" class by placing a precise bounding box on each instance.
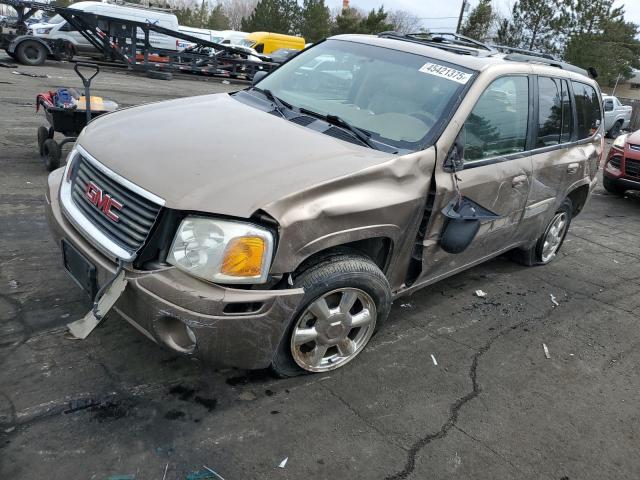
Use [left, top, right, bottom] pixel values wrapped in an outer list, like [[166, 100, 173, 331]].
[[461, 76, 529, 162], [536, 77, 573, 147], [572, 81, 601, 139]]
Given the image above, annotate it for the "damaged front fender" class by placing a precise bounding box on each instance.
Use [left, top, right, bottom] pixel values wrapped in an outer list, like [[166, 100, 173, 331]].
[[264, 147, 437, 290]]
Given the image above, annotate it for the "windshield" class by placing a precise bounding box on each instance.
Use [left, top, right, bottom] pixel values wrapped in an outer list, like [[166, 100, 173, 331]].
[[238, 39, 255, 48], [48, 14, 65, 24], [211, 36, 223, 44], [257, 39, 475, 150]]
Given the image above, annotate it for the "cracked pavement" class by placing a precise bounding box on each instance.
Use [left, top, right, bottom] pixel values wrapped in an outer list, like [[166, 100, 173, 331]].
[[1, 59, 639, 480]]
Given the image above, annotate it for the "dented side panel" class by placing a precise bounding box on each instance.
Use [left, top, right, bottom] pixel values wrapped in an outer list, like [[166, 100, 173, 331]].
[[264, 149, 437, 291]]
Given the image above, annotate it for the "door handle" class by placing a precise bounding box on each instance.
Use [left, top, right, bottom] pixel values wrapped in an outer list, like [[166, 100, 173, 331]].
[[512, 174, 527, 187], [567, 163, 579, 174]]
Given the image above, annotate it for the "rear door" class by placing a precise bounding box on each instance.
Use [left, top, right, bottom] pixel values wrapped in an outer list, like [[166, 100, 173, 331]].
[[419, 74, 534, 281], [519, 77, 602, 241]]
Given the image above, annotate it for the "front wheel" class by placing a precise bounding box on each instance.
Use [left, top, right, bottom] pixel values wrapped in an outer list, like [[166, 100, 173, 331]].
[[271, 254, 392, 377], [608, 120, 622, 139], [15, 40, 47, 66]]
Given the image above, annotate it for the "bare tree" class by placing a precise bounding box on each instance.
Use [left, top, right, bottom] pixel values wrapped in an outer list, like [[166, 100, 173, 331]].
[[221, 0, 257, 30], [388, 9, 423, 34]]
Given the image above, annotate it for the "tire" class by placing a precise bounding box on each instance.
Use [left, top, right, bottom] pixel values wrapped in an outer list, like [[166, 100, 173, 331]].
[[15, 40, 47, 66], [603, 175, 625, 196], [42, 138, 61, 171], [5, 50, 17, 61], [607, 120, 622, 139], [37, 126, 50, 156], [271, 254, 392, 377], [514, 198, 573, 266]]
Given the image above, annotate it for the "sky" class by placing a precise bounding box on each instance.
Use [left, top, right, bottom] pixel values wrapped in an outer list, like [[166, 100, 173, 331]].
[[325, 0, 640, 32]]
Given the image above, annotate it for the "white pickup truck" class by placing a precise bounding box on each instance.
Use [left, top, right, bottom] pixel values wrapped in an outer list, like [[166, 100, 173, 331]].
[[603, 95, 632, 138]]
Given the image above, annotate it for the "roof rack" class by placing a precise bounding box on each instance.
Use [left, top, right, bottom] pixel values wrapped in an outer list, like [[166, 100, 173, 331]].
[[377, 31, 496, 57], [502, 53, 592, 77], [491, 44, 557, 60]]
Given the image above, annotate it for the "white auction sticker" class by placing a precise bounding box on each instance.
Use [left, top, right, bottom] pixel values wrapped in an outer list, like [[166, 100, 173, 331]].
[[419, 62, 473, 84]]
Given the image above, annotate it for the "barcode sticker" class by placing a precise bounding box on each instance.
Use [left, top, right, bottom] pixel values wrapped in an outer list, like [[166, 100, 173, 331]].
[[419, 63, 473, 84]]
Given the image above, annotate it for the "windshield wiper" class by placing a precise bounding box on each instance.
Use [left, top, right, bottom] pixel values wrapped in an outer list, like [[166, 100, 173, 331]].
[[254, 87, 288, 118], [299, 107, 378, 150]]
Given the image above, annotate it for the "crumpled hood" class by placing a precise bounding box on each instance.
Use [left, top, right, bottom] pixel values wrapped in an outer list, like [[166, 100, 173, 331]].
[[77, 93, 394, 218]]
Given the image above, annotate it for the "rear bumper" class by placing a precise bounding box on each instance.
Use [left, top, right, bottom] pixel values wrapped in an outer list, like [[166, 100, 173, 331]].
[[45, 168, 304, 369]]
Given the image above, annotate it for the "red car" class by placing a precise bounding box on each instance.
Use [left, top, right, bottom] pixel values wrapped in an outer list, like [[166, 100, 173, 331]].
[[603, 130, 640, 194]]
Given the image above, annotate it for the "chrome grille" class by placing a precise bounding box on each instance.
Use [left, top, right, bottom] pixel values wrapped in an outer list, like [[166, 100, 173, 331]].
[[70, 155, 162, 255], [625, 158, 640, 180]]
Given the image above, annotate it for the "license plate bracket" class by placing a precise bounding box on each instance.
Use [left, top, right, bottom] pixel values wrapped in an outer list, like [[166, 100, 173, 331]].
[[62, 239, 97, 298]]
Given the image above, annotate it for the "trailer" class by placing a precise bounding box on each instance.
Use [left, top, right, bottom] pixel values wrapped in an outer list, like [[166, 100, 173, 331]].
[[0, 0, 278, 80]]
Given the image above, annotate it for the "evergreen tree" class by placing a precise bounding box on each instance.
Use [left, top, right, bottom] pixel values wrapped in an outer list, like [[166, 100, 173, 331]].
[[332, 7, 362, 35], [206, 3, 230, 29], [495, 0, 565, 54], [359, 6, 393, 34], [300, 0, 331, 42], [564, 16, 640, 86], [241, 0, 301, 35], [460, 0, 494, 41]]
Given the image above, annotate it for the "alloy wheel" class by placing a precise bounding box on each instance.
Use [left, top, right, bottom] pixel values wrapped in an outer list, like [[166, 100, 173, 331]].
[[541, 212, 568, 263], [290, 288, 377, 372]]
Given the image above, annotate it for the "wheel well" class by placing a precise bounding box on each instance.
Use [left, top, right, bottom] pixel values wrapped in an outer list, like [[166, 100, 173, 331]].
[[294, 237, 393, 276], [567, 185, 589, 216]]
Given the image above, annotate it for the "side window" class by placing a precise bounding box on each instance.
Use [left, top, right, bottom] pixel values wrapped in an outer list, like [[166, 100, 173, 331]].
[[604, 99, 614, 112], [536, 77, 562, 147], [572, 81, 602, 139], [536, 77, 573, 147], [59, 21, 76, 32], [254, 43, 264, 53], [461, 76, 529, 162]]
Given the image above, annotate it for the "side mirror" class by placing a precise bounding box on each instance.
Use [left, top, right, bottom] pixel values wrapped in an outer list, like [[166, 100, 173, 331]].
[[444, 140, 464, 171], [252, 70, 268, 86]]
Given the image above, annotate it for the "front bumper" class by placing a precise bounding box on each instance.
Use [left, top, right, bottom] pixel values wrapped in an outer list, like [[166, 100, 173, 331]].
[[45, 168, 304, 369]]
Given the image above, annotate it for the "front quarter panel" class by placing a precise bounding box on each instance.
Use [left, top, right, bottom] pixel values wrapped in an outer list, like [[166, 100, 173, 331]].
[[264, 148, 437, 290]]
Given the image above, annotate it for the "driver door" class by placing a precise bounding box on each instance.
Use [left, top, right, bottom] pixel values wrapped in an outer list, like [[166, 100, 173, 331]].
[[419, 75, 534, 282]]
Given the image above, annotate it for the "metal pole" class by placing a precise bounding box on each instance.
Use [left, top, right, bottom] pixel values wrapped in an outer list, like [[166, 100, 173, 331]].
[[612, 73, 621, 96], [456, 0, 466, 33]]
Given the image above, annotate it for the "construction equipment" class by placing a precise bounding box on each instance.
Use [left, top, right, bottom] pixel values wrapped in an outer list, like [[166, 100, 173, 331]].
[[1, 0, 277, 80]]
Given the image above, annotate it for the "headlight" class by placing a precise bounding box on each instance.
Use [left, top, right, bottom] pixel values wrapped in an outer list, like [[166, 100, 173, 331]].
[[167, 216, 274, 284], [36, 27, 53, 34], [613, 133, 628, 149]]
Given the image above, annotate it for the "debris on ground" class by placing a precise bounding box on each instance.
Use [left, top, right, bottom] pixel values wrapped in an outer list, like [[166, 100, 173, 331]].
[[474, 289, 487, 298], [613, 259, 619, 264], [0, 61, 18, 68], [12, 70, 50, 78], [543, 343, 550, 359], [203, 465, 226, 480], [162, 463, 169, 480], [400, 303, 413, 308], [278, 457, 288, 468], [431, 354, 438, 366], [550, 294, 559, 307], [222, 80, 230, 84], [8, 279, 18, 288]]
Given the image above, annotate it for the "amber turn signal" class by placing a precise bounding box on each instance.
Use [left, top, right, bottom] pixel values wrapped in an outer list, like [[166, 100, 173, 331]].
[[220, 236, 266, 277]]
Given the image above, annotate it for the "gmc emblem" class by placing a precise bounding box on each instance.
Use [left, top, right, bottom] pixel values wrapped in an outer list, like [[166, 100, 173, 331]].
[[84, 181, 123, 222]]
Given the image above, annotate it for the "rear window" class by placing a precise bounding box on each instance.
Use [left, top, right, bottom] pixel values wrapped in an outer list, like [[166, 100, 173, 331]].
[[572, 81, 601, 139]]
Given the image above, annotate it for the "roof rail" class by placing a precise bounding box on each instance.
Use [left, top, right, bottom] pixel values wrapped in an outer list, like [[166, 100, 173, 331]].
[[502, 53, 592, 77], [377, 31, 495, 57], [491, 44, 556, 60]]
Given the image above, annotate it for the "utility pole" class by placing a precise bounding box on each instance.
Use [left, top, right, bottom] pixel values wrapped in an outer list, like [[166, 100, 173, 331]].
[[456, 0, 466, 33]]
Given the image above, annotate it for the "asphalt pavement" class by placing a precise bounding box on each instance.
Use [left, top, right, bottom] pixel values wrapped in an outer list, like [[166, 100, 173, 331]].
[[1, 58, 639, 480]]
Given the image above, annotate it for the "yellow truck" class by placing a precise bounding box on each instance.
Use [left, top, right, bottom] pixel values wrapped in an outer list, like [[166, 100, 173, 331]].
[[240, 32, 305, 54]]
